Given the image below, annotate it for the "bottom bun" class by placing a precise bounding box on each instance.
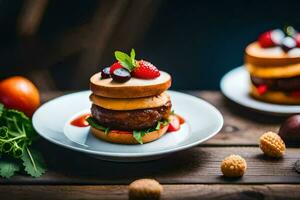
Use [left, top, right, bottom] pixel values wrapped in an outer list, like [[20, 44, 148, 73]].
[[90, 125, 168, 144], [250, 84, 300, 104]]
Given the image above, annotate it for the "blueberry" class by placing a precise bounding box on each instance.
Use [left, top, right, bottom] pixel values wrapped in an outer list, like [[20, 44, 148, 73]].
[[271, 29, 285, 45], [101, 67, 111, 79], [111, 68, 131, 83], [281, 37, 296, 52]]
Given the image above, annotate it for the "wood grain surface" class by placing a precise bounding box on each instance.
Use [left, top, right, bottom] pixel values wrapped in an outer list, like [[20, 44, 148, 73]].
[[1, 185, 300, 200], [1, 91, 299, 199]]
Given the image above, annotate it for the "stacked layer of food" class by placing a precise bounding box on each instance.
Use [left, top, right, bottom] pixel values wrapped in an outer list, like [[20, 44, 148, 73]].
[[88, 49, 173, 144], [245, 26, 300, 104]]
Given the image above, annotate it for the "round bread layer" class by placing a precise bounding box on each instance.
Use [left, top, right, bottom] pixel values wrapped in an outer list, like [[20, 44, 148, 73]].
[[90, 71, 171, 98], [90, 125, 168, 144], [245, 63, 300, 78], [90, 92, 170, 111]]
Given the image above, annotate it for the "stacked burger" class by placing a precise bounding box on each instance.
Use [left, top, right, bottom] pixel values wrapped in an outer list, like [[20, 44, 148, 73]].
[[87, 49, 173, 144], [245, 26, 300, 104]]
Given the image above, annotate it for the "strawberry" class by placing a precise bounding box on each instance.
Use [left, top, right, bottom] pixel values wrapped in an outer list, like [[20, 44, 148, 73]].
[[176, 114, 185, 125], [168, 115, 180, 132], [295, 33, 300, 47], [256, 84, 268, 95], [132, 60, 160, 79], [258, 31, 276, 48], [109, 62, 123, 74]]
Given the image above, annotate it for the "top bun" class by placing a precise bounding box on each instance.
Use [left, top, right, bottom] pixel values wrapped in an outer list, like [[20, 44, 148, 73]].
[[90, 71, 171, 98], [245, 42, 300, 66]]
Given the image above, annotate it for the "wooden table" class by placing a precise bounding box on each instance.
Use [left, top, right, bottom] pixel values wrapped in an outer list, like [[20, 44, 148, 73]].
[[1, 91, 300, 199]]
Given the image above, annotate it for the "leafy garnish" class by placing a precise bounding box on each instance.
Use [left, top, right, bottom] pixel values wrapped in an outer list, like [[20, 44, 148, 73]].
[[86, 117, 110, 134], [0, 159, 20, 178], [21, 147, 46, 177], [0, 104, 4, 118], [0, 103, 47, 178], [155, 120, 169, 130], [87, 116, 169, 144], [133, 130, 147, 144], [114, 49, 136, 71]]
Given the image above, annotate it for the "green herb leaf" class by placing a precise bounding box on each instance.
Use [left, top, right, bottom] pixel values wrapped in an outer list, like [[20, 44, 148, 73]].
[[130, 49, 136, 66], [21, 147, 46, 178], [114, 50, 136, 71], [0, 159, 20, 178], [3, 109, 37, 140], [0, 105, 46, 178], [0, 103, 4, 118], [86, 117, 109, 134]]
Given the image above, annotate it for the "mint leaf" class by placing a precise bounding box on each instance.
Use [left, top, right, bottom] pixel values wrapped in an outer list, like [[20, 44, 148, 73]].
[[115, 51, 130, 62], [21, 147, 46, 178], [0, 159, 20, 178], [114, 50, 136, 71], [130, 49, 136, 66]]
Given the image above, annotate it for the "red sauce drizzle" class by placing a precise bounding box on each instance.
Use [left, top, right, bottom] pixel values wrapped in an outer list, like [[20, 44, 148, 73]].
[[70, 113, 91, 127], [176, 114, 185, 125]]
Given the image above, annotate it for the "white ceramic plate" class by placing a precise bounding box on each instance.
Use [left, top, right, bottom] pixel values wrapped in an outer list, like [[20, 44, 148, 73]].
[[33, 90, 223, 162], [221, 66, 300, 115]]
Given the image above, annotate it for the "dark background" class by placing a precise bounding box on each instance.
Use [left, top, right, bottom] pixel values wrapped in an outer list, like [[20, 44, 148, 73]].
[[0, 0, 300, 91]]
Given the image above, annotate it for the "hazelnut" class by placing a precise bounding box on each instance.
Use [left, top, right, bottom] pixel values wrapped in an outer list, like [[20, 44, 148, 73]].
[[260, 131, 286, 158], [129, 179, 163, 200], [221, 155, 247, 177], [279, 115, 300, 145]]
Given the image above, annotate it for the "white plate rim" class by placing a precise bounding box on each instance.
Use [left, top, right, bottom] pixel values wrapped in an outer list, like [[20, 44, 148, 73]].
[[220, 66, 300, 115], [33, 90, 223, 158]]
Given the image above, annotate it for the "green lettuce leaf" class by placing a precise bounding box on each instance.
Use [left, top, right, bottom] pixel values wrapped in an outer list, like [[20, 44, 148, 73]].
[[86, 117, 109, 134]]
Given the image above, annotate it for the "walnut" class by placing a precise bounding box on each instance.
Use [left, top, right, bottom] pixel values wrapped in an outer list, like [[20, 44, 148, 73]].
[[129, 179, 163, 200], [260, 131, 286, 158], [221, 154, 247, 177]]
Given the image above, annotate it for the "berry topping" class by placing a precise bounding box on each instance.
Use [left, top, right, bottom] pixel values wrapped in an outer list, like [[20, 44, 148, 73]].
[[281, 37, 297, 52], [295, 33, 300, 47], [256, 84, 268, 95], [100, 67, 111, 79], [109, 62, 123, 74], [168, 115, 180, 132], [114, 49, 160, 80], [258, 26, 300, 52], [271, 29, 285, 45], [258, 31, 275, 48], [111, 68, 131, 83], [132, 60, 160, 79]]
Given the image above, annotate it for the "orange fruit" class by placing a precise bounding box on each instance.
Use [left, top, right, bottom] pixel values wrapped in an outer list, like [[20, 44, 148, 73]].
[[0, 76, 40, 117]]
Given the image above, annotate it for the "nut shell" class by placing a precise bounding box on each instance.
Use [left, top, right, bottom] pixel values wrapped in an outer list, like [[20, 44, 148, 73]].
[[259, 131, 286, 158], [129, 179, 163, 200], [221, 155, 247, 177]]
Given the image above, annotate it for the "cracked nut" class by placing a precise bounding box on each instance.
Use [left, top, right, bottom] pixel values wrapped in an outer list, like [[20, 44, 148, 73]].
[[221, 154, 247, 177], [129, 179, 163, 200], [260, 131, 286, 158]]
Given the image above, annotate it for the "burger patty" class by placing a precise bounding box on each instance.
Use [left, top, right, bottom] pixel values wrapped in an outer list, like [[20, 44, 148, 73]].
[[91, 101, 172, 131], [251, 75, 300, 91]]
